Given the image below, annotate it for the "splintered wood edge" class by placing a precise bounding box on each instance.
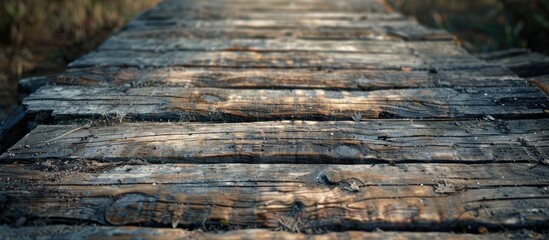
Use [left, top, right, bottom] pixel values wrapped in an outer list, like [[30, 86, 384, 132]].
[[0, 225, 544, 240]]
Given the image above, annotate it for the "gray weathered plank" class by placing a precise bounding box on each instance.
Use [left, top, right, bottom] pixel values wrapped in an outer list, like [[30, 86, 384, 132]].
[[99, 38, 464, 54], [2, 120, 548, 163], [124, 19, 431, 30], [55, 66, 524, 90], [153, 0, 389, 13], [22, 86, 549, 121], [118, 19, 452, 41], [2, 226, 534, 240], [2, 161, 547, 187], [0, 161, 547, 230], [139, 10, 406, 21], [68, 50, 486, 70], [117, 24, 452, 41]]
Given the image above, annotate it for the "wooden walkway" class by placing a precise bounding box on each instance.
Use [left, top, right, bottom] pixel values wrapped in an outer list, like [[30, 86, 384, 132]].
[[1, 0, 548, 239]]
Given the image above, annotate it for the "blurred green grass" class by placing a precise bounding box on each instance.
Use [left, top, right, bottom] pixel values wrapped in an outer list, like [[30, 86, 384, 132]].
[[0, 0, 161, 119], [389, 0, 549, 54]]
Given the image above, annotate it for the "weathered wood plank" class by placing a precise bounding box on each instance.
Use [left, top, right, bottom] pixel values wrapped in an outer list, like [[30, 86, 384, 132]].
[[2, 120, 548, 163], [22, 86, 549, 121], [99, 38, 464, 54], [2, 161, 547, 188], [117, 25, 452, 41], [118, 20, 452, 41], [153, 0, 389, 13], [55, 66, 524, 90], [139, 10, 406, 21], [3, 226, 534, 240], [125, 19, 433, 31], [69, 50, 486, 70], [154, 0, 385, 7], [0, 161, 547, 230]]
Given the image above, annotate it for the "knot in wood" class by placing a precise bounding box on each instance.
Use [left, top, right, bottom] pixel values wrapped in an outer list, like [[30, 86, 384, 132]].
[[330, 145, 363, 160], [201, 94, 223, 103]]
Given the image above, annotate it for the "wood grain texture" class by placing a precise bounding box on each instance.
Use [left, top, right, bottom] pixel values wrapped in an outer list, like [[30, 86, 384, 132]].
[[5, 0, 549, 236], [55, 66, 524, 90], [0, 161, 547, 230], [139, 10, 407, 21], [124, 19, 438, 32], [99, 38, 464, 54], [22, 86, 549, 121], [69, 50, 482, 70], [153, 0, 389, 13], [116, 24, 452, 41], [117, 0, 450, 43], [2, 226, 536, 240], [2, 120, 548, 163]]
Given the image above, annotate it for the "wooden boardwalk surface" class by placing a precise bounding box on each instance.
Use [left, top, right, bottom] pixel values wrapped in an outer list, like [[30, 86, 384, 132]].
[[1, 0, 548, 239]]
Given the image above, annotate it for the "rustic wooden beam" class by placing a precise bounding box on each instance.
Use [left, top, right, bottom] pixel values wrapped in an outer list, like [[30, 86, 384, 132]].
[[0, 161, 547, 230], [22, 86, 549, 121], [69, 50, 482, 70], [55, 66, 523, 90], [116, 24, 452, 41], [99, 39, 464, 54], [2, 120, 547, 163], [152, 0, 389, 13], [138, 11, 407, 21], [124, 19, 440, 31]]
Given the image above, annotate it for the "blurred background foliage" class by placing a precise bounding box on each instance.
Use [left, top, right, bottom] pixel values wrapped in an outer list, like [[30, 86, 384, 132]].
[[388, 0, 549, 54], [0, 0, 548, 120], [0, 0, 161, 119]]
